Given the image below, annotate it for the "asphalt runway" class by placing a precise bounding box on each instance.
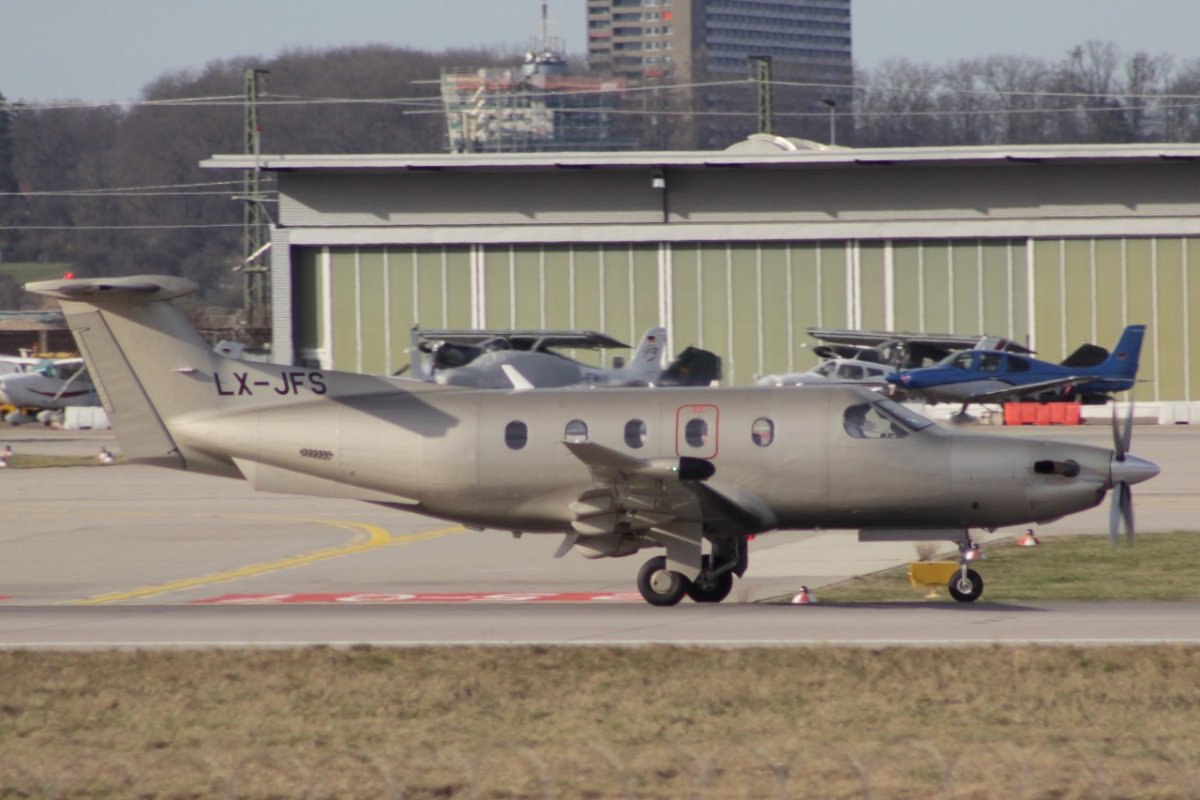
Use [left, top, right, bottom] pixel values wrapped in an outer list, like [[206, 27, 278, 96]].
[[2, 421, 1198, 647]]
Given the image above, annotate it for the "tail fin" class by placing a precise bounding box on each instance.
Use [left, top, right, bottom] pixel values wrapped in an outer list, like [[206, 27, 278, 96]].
[[617, 327, 667, 381], [25, 276, 215, 468], [1103, 325, 1146, 378]]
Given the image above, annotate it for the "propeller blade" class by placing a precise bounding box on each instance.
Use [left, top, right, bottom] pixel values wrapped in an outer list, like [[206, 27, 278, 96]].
[[1108, 481, 1135, 547], [1111, 403, 1124, 461], [1121, 482, 1135, 546], [1121, 398, 1134, 458], [1108, 483, 1122, 546]]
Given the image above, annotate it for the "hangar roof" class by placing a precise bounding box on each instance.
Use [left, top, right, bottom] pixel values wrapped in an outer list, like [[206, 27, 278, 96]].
[[202, 143, 1200, 173]]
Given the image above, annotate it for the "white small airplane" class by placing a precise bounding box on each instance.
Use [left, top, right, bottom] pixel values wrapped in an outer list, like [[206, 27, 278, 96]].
[[0, 356, 99, 418], [756, 357, 896, 388], [412, 326, 722, 389]]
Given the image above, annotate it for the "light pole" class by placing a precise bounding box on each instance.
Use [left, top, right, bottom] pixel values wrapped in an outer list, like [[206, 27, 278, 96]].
[[821, 98, 837, 145]]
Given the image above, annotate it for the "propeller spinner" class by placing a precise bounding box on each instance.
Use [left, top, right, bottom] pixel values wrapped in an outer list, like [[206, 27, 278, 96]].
[[1108, 398, 1159, 545]]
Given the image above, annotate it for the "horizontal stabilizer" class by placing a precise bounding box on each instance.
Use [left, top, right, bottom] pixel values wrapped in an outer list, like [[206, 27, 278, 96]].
[[26, 275, 199, 303]]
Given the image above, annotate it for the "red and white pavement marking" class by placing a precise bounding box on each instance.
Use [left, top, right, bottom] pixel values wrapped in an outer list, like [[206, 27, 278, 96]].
[[192, 592, 644, 605]]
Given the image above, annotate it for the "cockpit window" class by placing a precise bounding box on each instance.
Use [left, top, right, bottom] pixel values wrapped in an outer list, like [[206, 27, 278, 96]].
[[838, 364, 865, 380], [874, 398, 934, 431], [941, 352, 974, 370], [843, 400, 932, 439]]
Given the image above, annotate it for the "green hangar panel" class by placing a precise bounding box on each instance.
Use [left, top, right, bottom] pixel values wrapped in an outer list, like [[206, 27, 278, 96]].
[[204, 146, 1200, 400]]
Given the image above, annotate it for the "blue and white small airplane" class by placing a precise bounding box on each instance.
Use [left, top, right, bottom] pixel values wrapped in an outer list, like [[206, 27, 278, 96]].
[[886, 325, 1146, 415]]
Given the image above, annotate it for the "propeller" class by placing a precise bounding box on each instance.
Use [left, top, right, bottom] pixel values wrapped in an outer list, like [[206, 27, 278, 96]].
[[1108, 396, 1158, 546]]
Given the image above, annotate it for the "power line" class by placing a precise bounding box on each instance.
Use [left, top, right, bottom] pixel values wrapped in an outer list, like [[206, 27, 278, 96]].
[[0, 221, 244, 231], [0, 180, 256, 197]]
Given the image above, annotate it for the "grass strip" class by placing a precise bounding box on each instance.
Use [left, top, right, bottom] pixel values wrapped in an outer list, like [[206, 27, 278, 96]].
[[809, 531, 1200, 603], [3, 646, 1200, 798], [2, 454, 120, 469]]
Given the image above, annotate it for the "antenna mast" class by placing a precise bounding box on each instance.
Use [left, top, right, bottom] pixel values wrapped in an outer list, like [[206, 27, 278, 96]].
[[241, 67, 271, 327]]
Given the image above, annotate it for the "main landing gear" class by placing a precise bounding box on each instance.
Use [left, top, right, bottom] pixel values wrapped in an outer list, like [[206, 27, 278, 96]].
[[948, 535, 985, 603], [635, 540, 743, 606]]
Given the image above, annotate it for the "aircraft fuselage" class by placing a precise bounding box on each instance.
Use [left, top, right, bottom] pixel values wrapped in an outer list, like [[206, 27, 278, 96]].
[[172, 378, 1112, 536]]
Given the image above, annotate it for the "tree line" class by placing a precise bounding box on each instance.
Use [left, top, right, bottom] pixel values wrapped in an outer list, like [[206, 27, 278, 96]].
[[1, 40, 1198, 310]]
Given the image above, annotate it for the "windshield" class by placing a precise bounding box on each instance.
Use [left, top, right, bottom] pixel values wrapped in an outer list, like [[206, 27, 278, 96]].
[[938, 352, 974, 369], [843, 399, 933, 439]]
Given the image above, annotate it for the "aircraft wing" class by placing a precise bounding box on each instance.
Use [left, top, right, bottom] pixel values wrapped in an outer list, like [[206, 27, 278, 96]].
[[808, 327, 1033, 365], [562, 441, 774, 535], [964, 375, 1101, 403], [415, 329, 629, 351]]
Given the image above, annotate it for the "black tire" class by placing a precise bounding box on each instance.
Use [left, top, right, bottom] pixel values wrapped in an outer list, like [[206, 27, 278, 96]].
[[637, 555, 689, 607], [686, 565, 734, 604], [947, 568, 984, 603]]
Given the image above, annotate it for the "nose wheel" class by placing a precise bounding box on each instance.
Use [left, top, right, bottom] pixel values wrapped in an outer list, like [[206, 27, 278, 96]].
[[948, 535, 985, 602], [947, 568, 984, 602]]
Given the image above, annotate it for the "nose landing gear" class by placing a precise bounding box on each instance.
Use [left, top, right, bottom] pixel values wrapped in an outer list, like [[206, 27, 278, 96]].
[[948, 535, 985, 603]]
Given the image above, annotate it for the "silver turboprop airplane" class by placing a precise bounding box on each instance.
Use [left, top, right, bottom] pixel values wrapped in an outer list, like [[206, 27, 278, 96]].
[[28, 276, 1160, 606]]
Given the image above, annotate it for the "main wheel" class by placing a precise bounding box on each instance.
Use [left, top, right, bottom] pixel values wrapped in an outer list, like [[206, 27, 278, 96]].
[[637, 555, 689, 607], [947, 568, 984, 603], [685, 557, 735, 603]]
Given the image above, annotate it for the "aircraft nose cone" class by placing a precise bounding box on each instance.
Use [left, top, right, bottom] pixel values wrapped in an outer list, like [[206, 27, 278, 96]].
[[1110, 454, 1160, 486]]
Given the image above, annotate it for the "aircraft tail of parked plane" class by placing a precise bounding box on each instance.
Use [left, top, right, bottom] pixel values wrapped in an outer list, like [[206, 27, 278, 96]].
[[1095, 324, 1145, 381], [613, 326, 667, 382]]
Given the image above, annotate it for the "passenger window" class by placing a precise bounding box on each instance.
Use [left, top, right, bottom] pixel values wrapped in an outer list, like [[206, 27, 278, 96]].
[[504, 420, 528, 450], [624, 419, 647, 449], [564, 419, 588, 443], [843, 403, 908, 440], [839, 364, 864, 380], [685, 418, 708, 447], [751, 417, 774, 447], [979, 354, 1003, 372], [1009, 357, 1030, 372]]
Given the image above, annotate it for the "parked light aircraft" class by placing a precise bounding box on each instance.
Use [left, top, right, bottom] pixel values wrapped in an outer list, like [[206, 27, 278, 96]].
[[756, 327, 1031, 388], [756, 358, 896, 388], [411, 327, 721, 389], [886, 326, 1146, 415], [28, 276, 1159, 605], [0, 356, 98, 416], [807, 327, 1033, 369]]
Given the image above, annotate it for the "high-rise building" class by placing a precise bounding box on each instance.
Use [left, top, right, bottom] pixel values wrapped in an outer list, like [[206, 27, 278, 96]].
[[441, 3, 639, 152], [587, 0, 851, 86], [588, 0, 852, 147]]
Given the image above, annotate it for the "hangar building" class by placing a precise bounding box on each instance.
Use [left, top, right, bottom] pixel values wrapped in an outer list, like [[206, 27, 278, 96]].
[[203, 142, 1200, 405]]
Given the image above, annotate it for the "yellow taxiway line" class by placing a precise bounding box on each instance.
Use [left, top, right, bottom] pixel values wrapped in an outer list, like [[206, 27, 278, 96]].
[[71, 519, 465, 606]]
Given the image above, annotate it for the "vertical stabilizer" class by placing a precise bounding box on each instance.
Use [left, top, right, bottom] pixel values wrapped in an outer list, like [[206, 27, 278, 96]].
[[1103, 325, 1146, 379], [617, 327, 667, 382], [25, 276, 215, 468]]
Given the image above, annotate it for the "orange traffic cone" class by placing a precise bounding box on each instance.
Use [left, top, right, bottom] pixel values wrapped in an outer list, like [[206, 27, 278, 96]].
[[790, 586, 816, 605], [1018, 528, 1040, 547]]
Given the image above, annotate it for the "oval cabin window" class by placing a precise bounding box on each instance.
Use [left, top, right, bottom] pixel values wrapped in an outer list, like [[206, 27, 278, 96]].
[[685, 418, 708, 447], [564, 419, 588, 443], [505, 420, 528, 450], [624, 419, 647, 449], [751, 417, 774, 447]]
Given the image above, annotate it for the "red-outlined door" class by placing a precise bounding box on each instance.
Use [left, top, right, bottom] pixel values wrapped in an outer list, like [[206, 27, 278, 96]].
[[675, 404, 719, 459]]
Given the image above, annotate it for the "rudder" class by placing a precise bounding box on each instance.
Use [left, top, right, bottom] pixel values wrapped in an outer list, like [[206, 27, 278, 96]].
[[26, 276, 216, 468]]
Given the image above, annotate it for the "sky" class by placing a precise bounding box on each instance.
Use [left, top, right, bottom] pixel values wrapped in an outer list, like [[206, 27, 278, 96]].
[[2, 0, 1199, 102]]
